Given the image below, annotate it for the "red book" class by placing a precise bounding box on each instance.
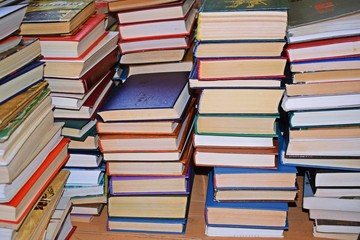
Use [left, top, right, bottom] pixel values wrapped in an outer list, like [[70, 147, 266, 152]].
[[287, 35, 360, 62], [45, 48, 118, 94], [34, 14, 107, 58], [0, 138, 70, 229]]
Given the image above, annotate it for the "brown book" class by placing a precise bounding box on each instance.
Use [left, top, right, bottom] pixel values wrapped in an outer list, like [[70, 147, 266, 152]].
[[108, 0, 179, 12]]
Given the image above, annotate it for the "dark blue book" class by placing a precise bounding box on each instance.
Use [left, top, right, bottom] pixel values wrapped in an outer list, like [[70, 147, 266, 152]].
[[205, 172, 288, 228], [97, 71, 191, 122], [107, 217, 187, 234], [0, 61, 44, 104]]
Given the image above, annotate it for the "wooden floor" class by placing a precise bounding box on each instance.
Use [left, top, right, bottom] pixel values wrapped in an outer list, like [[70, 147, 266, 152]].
[[71, 171, 326, 240]]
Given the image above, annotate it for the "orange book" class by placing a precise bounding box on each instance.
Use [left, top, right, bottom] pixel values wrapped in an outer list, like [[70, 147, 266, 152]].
[[0, 138, 70, 230]]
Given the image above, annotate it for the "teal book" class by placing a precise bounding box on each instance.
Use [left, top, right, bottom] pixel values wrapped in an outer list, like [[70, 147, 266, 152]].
[[55, 118, 96, 140]]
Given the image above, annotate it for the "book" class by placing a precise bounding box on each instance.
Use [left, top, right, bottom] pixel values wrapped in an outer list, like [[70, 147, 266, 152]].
[[315, 219, 360, 234], [0, 38, 41, 80], [57, 119, 96, 139], [312, 227, 360, 240], [287, 0, 360, 43], [35, 13, 107, 58], [0, 81, 48, 131], [99, 106, 194, 152], [0, 35, 22, 54], [289, 127, 360, 141], [116, 0, 195, 24], [118, 6, 196, 41], [64, 164, 105, 186], [285, 81, 360, 97], [20, 0, 96, 35], [53, 74, 113, 119], [63, 174, 105, 198], [205, 174, 288, 228], [303, 173, 360, 212], [196, 0, 288, 41], [65, 150, 102, 168], [194, 145, 278, 168], [309, 209, 360, 222], [195, 114, 277, 137], [194, 40, 286, 59], [97, 71, 191, 122], [42, 31, 118, 78], [119, 47, 189, 64], [281, 93, 360, 112], [197, 58, 287, 80], [108, 0, 179, 12], [71, 203, 104, 215], [106, 138, 192, 176], [108, 194, 189, 218], [292, 69, 360, 84], [15, 170, 70, 240], [205, 225, 285, 238], [287, 36, 360, 62], [0, 4, 27, 40], [68, 134, 98, 150], [109, 170, 190, 195], [290, 56, 360, 73], [107, 217, 186, 234], [45, 48, 118, 94], [51, 69, 114, 110], [0, 138, 69, 229], [0, 61, 44, 104], [194, 134, 276, 148], [198, 88, 284, 115]]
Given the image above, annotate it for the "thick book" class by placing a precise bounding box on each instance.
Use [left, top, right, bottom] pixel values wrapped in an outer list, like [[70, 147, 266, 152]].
[[116, 0, 195, 24], [107, 217, 187, 234], [119, 47, 189, 64], [198, 88, 284, 115], [35, 14, 107, 58], [118, 6, 196, 41], [42, 31, 118, 78], [45, 48, 118, 94], [0, 4, 27, 40], [287, 36, 360, 62], [197, 58, 287, 80], [196, 0, 288, 41], [0, 35, 22, 54], [56, 118, 96, 139], [0, 138, 69, 229], [20, 0, 96, 35], [0, 61, 45, 104], [0, 38, 41, 80], [97, 71, 191, 122], [315, 219, 360, 234], [205, 225, 285, 238], [287, 0, 360, 43], [108, 0, 179, 12], [205, 173, 288, 228], [292, 69, 360, 84]]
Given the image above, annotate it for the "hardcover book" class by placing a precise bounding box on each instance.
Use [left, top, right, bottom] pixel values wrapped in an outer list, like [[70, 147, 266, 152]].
[[0, 4, 27, 40], [20, 0, 96, 35], [108, 0, 179, 12], [97, 71, 191, 122]]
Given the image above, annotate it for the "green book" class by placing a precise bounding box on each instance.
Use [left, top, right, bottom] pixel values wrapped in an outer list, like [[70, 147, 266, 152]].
[[200, 0, 288, 12]]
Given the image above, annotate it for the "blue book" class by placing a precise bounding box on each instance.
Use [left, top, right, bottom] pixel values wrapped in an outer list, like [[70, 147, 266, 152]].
[[205, 172, 288, 228], [0, 61, 44, 104], [97, 71, 191, 122], [107, 217, 187, 234]]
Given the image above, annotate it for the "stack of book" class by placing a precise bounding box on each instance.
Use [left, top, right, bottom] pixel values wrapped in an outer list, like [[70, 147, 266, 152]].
[[281, 0, 360, 238], [191, 0, 296, 237], [108, 0, 196, 66], [96, 70, 196, 234], [18, 0, 119, 223], [0, 3, 73, 238]]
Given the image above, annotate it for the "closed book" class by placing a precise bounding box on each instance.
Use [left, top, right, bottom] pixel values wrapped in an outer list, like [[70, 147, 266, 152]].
[[107, 217, 186, 234], [0, 35, 22, 54], [0, 4, 27, 40], [20, 0, 96, 35], [118, 6, 196, 41], [35, 14, 107, 58], [0, 61, 44, 104], [0, 138, 69, 229], [46, 48, 118, 94], [0, 38, 41, 80], [196, 0, 288, 41], [97, 71, 191, 122], [287, 0, 360, 43], [315, 219, 360, 234], [119, 47, 189, 64], [205, 173, 288, 228], [292, 69, 360, 84], [108, 0, 179, 12], [116, 0, 195, 24], [205, 225, 285, 238], [56, 118, 96, 139]]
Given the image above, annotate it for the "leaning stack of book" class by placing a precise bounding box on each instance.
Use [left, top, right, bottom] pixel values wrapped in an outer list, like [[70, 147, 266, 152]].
[[281, 0, 360, 238], [18, 0, 120, 222], [96, 70, 196, 234], [191, 0, 295, 237], [108, 0, 196, 66], [0, 3, 73, 238]]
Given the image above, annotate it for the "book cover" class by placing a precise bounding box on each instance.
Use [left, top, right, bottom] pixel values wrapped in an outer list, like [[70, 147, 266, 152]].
[[200, 0, 288, 12], [97, 71, 191, 122]]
